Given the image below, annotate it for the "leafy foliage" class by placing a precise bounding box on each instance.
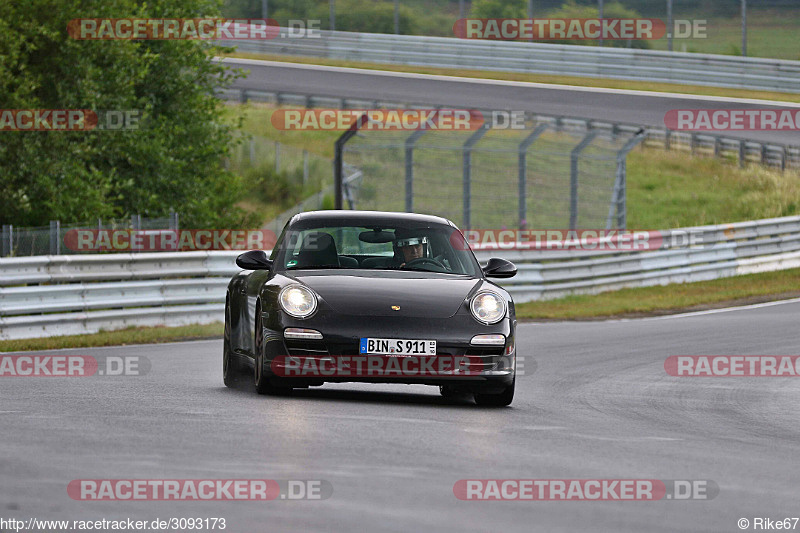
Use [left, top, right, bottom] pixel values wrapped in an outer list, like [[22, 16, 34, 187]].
[[0, 0, 252, 228]]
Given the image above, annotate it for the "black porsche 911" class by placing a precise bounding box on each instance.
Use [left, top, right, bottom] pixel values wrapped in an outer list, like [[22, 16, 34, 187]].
[[223, 210, 518, 406]]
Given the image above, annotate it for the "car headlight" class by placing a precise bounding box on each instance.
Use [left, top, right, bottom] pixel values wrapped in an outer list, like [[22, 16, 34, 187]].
[[279, 284, 318, 319], [470, 291, 506, 324]]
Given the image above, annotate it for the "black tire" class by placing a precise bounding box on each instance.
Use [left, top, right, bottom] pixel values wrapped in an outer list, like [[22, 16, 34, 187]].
[[474, 379, 515, 407], [253, 306, 293, 396], [439, 385, 458, 398], [223, 298, 241, 388]]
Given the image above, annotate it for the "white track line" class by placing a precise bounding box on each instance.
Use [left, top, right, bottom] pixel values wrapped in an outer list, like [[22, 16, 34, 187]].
[[221, 57, 800, 107], [519, 296, 800, 326]]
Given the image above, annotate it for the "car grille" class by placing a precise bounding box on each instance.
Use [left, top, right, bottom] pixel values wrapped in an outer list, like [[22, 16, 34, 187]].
[[284, 339, 506, 372]]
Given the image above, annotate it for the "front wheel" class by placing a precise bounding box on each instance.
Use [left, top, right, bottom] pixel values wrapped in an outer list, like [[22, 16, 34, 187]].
[[474, 379, 515, 407]]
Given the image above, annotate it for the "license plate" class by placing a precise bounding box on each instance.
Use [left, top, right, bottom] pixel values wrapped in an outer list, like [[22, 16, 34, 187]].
[[359, 338, 437, 356]]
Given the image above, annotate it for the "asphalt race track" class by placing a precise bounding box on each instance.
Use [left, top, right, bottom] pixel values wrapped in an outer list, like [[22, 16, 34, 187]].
[[3, 300, 800, 532], [225, 58, 800, 146]]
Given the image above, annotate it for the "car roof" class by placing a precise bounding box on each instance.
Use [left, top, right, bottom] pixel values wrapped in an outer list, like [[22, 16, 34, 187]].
[[290, 210, 455, 227]]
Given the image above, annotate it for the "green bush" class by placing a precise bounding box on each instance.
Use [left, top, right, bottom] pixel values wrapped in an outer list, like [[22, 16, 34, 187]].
[[242, 161, 305, 207]]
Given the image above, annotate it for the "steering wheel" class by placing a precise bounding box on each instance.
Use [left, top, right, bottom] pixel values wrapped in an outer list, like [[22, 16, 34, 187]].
[[402, 257, 446, 271]]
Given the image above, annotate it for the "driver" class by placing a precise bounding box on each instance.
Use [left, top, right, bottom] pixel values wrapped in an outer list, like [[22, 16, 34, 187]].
[[393, 230, 429, 268]]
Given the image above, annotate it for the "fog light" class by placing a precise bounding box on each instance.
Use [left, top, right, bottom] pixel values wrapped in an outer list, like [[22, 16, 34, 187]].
[[284, 328, 323, 340], [470, 334, 506, 346]]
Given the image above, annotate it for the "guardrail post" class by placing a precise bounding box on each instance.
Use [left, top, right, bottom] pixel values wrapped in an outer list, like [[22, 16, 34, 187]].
[[781, 147, 786, 172], [518, 123, 550, 229], [714, 136, 721, 157], [462, 123, 491, 228], [570, 131, 599, 230], [1, 224, 12, 257], [760, 144, 767, 165], [404, 128, 429, 212], [49, 220, 60, 255], [690, 133, 697, 155], [275, 141, 281, 172], [664, 129, 671, 150], [239, 89, 248, 104]]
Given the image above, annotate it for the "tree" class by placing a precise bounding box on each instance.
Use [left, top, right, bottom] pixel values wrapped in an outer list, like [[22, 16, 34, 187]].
[[0, 0, 250, 228]]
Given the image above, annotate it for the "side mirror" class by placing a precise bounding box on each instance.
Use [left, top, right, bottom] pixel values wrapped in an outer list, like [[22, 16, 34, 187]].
[[236, 250, 273, 271], [482, 257, 517, 278]]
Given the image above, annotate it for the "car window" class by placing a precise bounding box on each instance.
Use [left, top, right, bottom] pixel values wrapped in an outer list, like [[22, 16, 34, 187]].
[[276, 222, 481, 276]]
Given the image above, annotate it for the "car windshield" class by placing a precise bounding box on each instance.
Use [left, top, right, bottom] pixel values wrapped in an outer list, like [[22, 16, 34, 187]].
[[273, 222, 481, 276]]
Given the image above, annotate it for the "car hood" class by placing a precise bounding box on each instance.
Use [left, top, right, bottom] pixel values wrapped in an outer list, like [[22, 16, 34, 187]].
[[285, 270, 483, 318]]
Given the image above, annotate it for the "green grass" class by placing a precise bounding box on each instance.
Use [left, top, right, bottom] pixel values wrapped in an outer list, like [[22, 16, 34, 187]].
[[222, 51, 800, 104], [626, 149, 800, 229], [0, 323, 223, 353], [515, 267, 800, 320], [648, 9, 800, 61]]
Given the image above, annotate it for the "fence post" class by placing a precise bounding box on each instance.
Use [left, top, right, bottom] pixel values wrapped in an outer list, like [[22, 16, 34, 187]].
[[275, 141, 281, 173], [517, 123, 549, 229], [49, 220, 60, 255], [462, 123, 490, 229], [169, 209, 179, 231], [739, 140, 746, 168], [303, 150, 309, 186], [404, 129, 429, 212], [607, 129, 646, 230], [249, 138, 256, 164], [1, 224, 12, 257], [334, 113, 368, 209], [569, 131, 599, 230]]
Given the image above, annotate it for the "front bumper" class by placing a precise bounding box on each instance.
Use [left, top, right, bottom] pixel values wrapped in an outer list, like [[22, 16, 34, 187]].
[[261, 312, 515, 392]]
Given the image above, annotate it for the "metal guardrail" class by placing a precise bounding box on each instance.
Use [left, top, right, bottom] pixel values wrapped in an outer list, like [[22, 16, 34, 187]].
[[225, 29, 800, 94], [218, 87, 800, 171], [0, 252, 239, 340], [3, 216, 800, 340]]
